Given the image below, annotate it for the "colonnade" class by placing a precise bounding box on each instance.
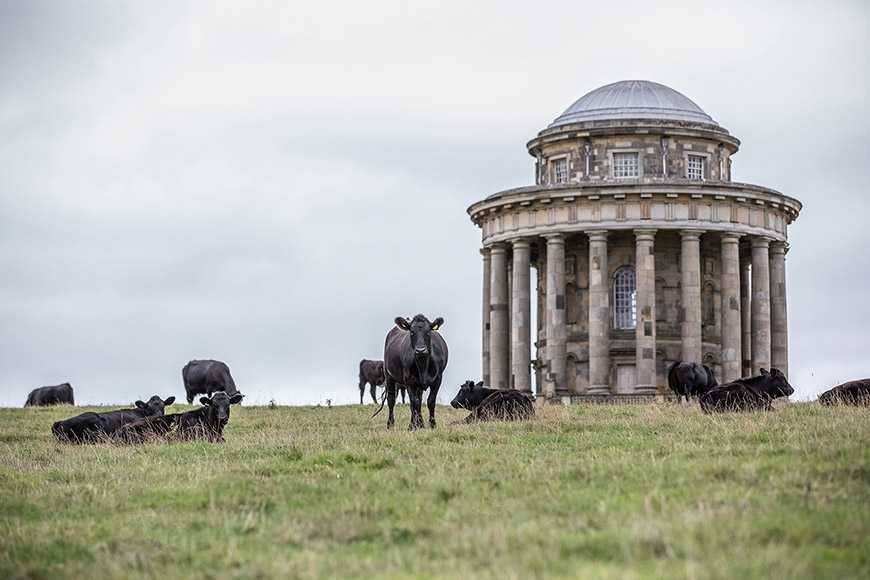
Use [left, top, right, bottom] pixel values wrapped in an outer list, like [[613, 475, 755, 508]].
[[480, 230, 789, 396]]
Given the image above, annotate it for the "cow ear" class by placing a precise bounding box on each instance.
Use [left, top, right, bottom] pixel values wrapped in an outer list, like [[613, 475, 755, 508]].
[[135, 400, 146, 409], [760, 368, 770, 376], [200, 397, 212, 406], [229, 394, 244, 405], [163, 396, 176, 406], [395, 317, 411, 330], [476, 381, 484, 388], [431, 317, 444, 331]]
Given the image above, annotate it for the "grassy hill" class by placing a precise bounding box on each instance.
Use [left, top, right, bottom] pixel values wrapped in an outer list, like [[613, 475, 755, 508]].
[[0, 402, 867, 579]]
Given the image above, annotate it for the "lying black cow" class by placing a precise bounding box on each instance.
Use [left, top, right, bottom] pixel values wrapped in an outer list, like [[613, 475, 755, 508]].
[[117, 392, 243, 443], [182, 359, 242, 404], [699, 368, 793, 413], [668, 362, 717, 401], [52, 395, 175, 442], [818, 379, 870, 406], [450, 380, 535, 423], [24, 383, 75, 407], [377, 314, 448, 430]]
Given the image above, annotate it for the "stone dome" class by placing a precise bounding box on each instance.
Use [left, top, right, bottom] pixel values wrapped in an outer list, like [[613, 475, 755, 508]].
[[549, 80, 717, 128]]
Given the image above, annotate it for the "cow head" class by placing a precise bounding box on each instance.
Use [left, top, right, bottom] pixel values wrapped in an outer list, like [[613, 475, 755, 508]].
[[374, 362, 386, 384], [395, 314, 443, 365], [451, 380, 486, 410], [135, 395, 176, 417], [200, 391, 244, 428], [759, 368, 794, 399]]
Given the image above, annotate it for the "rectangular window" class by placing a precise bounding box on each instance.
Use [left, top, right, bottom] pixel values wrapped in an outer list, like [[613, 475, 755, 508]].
[[687, 154, 705, 180], [612, 152, 639, 178], [552, 158, 568, 184]]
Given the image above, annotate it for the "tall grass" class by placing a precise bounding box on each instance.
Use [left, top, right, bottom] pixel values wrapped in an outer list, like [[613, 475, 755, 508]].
[[0, 402, 867, 579]]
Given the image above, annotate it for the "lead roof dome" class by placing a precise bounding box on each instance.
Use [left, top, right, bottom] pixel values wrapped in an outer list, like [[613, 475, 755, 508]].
[[549, 80, 717, 128]]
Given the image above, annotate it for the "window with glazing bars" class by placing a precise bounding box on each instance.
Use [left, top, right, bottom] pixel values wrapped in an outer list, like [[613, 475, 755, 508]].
[[613, 152, 639, 178], [552, 158, 568, 184], [613, 267, 637, 329], [687, 154, 705, 180]]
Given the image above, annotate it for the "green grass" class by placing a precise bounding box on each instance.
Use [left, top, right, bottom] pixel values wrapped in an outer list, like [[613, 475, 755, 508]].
[[0, 402, 868, 579]]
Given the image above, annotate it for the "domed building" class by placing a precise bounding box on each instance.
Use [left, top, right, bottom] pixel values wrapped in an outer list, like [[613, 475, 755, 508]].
[[468, 80, 801, 401]]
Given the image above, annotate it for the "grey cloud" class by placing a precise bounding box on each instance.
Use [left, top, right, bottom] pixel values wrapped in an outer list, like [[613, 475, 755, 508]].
[[1, 1, 869, 405]]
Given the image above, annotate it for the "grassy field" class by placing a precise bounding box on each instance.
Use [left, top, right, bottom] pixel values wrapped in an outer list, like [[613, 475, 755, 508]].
[[0, 401, 868, 579]]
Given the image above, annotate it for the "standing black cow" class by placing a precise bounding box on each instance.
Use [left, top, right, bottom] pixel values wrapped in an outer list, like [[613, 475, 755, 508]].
[[699, 368, 793, 413], [118, 392, 244, 443], [450, 380, 535, 423], [358, 359, 406, 405], [378, 314, 448, 430], [51, 395, 175, 442], [818, 379, 870, 406], [182, 360, 241, 404], [668, 362, 717, 401], [24, 383, 75, 407]]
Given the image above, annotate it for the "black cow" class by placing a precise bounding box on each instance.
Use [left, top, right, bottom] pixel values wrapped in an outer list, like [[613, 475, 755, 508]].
[[52, 395, 175, 442], [450, 380, 535, 423], [818, 379, 870, 406], [117, 392, 243, 443], [668, 362, 717, 401], [377, 314, 448, 430], [182, 359, 241, 404], [24, 383, 75, 407], [699, 368, 793, 413], [358, 359, 406, 406]]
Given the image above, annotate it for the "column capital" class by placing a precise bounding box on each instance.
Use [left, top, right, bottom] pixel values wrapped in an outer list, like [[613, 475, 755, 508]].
[[769, 241, 789, 255], [587, 230, 608, 243], [634, 228, 657, 241], [680, 229, 705, 240], [720, 232, 743, 243], [542, 233, 565, 243], [489, 243, 508, 255], [751, 236, 772, 248], [480, 247, 491, 257], [511, 238, 531, 250]]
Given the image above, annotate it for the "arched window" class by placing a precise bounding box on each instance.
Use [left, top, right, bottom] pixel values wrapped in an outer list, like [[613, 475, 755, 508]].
[[613, 266, 636, 329]]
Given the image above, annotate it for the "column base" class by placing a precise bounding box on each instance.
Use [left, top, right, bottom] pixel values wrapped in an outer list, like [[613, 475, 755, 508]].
[[587, 385, 611, 395], [634, 385, 658, 394]]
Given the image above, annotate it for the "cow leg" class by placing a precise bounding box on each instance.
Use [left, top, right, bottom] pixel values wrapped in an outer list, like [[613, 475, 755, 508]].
[[370, 383, 378, 404], [359, 379, 366, 405], [401, 386, 406, 405], [408, 387, 424, 431], [427, 378, 441, 429], [385, 378, 397, 429]]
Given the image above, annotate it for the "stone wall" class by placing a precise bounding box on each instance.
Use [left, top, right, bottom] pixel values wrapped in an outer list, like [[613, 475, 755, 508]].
[[536, 135, 732, 185]]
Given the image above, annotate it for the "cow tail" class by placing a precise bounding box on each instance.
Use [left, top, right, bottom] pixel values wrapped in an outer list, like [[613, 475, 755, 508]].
[[371, 388, 388, 419]]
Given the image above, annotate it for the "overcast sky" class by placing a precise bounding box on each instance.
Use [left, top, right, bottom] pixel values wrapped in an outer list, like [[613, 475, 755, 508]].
[[1, 0, 869, 406]]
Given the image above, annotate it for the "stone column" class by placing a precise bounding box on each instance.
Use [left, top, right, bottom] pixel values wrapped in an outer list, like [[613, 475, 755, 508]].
[[481, 248, 491, 385], [489, 244, 509, 389], [680, 230, 703, 363], [511, 239, 532, 393], [634, 230, 657, 392], [588, 231, 610, 394], [750, 237, 772, 374], [770, 241, 789, 376], [544, 234, 566, 398], [740, 257, 752, 377], [506, 257, 513, 378], [719, 233, 743, 382]]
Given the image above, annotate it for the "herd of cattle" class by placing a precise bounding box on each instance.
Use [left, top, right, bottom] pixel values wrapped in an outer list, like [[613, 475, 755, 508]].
[[20, 314, 870, 439], [26, 360, 245, 443]]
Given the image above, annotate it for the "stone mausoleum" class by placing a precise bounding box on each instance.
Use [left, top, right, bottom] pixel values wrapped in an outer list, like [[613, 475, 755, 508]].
[[468, 80, 802, 401]]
